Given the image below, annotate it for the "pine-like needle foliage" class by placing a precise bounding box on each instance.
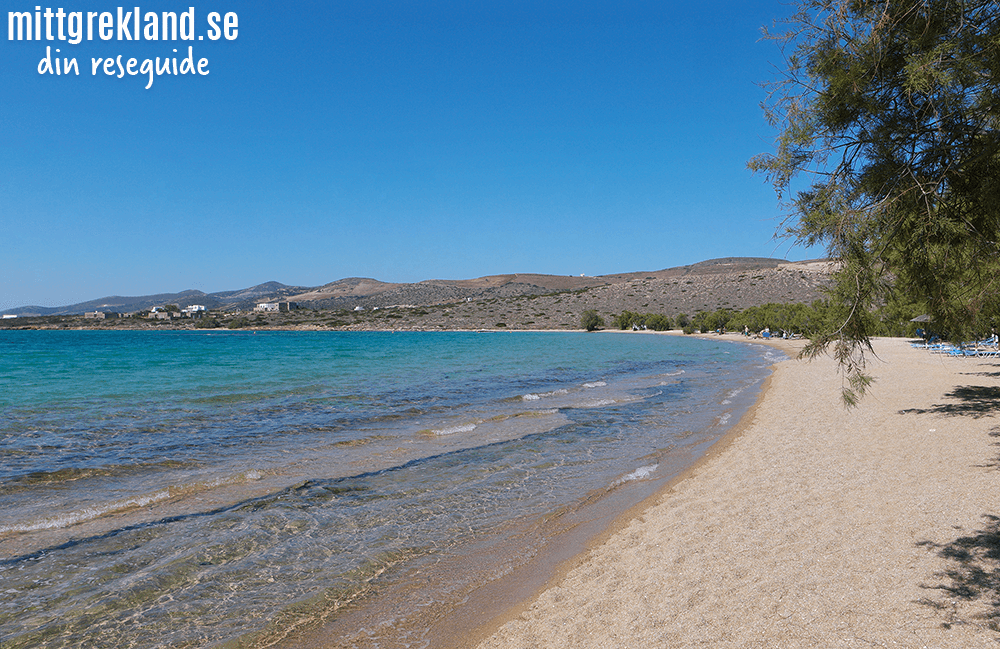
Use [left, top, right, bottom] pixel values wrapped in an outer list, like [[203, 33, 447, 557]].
[[750, 0, 1000, 404]]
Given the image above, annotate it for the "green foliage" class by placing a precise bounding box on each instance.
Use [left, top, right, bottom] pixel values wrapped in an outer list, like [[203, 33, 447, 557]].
[[750, 0, 1000, 403], [612, 310, 640, 330], [194, 317, 220, 329], [227, 317, 250, 329], [727, 301, 832, 337], [162, 304, 180, 313], [616, 300, 930, 341], [691, 309, 735, 333], [612, 310, 673, 331], [581, 310, 604, 332], [872, 293, 925, 338], [645, 314, 673, 331]]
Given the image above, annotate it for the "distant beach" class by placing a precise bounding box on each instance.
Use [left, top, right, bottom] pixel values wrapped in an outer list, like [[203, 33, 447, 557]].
[[471, 335, 1000, 648]]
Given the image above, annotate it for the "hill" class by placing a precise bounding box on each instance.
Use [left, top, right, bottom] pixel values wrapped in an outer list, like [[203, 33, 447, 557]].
[[2, 258, 834, 330], [3, 282, 312, 317], [327, 258, 834, 331]]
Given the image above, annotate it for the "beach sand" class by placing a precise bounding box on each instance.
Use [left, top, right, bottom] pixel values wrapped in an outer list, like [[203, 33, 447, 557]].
[[473, 336, 1000, 648]]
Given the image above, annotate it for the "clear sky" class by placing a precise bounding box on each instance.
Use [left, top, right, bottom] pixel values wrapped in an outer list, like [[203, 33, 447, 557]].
[[1, 0, 815, 310]]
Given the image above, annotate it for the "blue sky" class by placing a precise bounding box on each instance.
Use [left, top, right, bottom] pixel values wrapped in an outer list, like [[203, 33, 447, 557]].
[[1, 1, 814, 310]]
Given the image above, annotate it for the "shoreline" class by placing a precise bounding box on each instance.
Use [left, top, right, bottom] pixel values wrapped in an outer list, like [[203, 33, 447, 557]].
[[431, 330, 796, 647], [261, 330, 781, 649], [444, 345, 783, 649], [473, 336, 1000, 647]]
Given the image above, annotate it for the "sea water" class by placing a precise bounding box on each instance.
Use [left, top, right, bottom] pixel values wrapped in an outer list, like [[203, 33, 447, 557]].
[[0, 330, 781, 648]]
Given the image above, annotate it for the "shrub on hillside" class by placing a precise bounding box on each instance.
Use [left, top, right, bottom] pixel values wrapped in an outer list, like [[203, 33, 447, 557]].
[[581, 310, 604, 331]]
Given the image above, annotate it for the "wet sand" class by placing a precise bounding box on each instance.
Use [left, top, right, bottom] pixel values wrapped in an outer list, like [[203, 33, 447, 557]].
[[474, 336, 1000, 648]]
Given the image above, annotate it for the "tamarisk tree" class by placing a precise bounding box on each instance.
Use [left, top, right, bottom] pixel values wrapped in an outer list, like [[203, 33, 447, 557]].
[[750, 0, 1000, 404]]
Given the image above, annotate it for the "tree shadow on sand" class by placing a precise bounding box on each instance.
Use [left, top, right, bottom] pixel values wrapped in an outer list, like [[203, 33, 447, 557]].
[[912, 420, 1000, 634], [901, 364, 1000, 632], [898, 385, 1000, 418], [964, 371, 1000, 379], [917, 513, 1000, 633]]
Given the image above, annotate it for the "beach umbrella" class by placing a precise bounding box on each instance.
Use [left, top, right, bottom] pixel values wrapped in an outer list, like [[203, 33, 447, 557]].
[[910, 314, 933, 341]]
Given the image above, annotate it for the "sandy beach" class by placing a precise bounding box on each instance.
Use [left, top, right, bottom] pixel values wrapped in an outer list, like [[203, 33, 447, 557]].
[[474, 336, 1000, 648]]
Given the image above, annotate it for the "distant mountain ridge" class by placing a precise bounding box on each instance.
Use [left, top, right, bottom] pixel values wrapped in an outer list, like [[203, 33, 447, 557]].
[[4, 257, 825, 316], [3, 282, 310, 317]]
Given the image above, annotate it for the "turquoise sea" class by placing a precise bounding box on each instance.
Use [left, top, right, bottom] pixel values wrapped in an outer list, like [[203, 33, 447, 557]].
[[0, 330, 781, 648]]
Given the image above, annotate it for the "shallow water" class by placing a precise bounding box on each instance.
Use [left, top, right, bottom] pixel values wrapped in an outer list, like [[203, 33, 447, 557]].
[[0, 330, 781, 648]]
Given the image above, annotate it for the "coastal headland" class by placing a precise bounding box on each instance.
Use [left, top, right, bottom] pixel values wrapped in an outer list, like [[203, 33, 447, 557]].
[[466, 334, 1000, 648], [1, 257, 832, 331]]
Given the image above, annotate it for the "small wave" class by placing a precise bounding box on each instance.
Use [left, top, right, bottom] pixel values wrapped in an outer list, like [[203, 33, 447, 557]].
[[721, 386, 744, 405], [579, 398, 618, 408], [431, 423, 477, 436], [521, 389, 569, 402], [582, 381, 607, 388], [614, 464, 658, 486], [573, 393, 645, 409], [655, 370, 685, 385], [0, 489, 172, 535], [0, 469, 266, 536], [716, 413, 731, 426]]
